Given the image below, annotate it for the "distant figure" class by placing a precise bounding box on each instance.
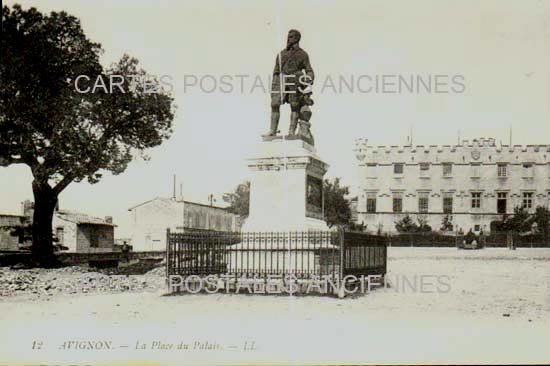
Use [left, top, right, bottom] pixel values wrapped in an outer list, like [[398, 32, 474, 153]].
[[121, 242, 131, 262]]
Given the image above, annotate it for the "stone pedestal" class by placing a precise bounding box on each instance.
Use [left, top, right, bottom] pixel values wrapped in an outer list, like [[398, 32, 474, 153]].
[[241, 138, 330, 232]]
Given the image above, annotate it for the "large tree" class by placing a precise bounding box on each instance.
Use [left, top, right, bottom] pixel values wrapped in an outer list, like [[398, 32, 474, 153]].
[[0, 5, 175, 263]]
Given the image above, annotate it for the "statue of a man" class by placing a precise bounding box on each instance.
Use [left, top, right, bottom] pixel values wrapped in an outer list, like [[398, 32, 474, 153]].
[[264, 29, 315, 138]]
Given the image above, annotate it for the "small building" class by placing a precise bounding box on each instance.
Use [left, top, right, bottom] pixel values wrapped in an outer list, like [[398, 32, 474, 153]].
[[52, 210, 116, 253], [0, 214, 27, 251], [21, 200, 116, 253], [128, 197, 240, 251]]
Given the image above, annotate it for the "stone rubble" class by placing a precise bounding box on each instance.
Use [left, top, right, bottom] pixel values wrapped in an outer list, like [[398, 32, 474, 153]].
[[0, 265, 166, 299]]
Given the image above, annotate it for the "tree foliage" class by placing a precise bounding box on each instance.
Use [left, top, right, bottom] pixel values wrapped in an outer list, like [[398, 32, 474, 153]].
[[323, 178, 351, 228], [395, 215, 416, 233], [0, 5, 175, 261], [395, 214, 432, 233], [440, 215, 453, 232], [416, 217, 432, 233], [491, 206, 532, 233], [222, 181, 250, 218], [491, 205, 550, 235], [532, 206, 550, 236]]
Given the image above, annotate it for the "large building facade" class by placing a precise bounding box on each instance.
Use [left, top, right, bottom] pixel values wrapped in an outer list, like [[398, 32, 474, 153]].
[[354, 138, 550, 234]]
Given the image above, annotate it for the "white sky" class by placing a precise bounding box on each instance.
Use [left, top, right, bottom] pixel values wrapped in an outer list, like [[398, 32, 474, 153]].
[[1, 0, 549, 236]]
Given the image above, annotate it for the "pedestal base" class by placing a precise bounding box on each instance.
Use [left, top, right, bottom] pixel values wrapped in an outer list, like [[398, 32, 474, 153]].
[[242, 139, 330, 232], [227, 241, 339, 276]]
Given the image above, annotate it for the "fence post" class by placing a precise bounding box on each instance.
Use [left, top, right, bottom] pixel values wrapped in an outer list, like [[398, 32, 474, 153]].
[[338, 227, 345, 298], [338, 227, 344, 281], [166, 228, 170, 290], [455, 232, 458, 248]]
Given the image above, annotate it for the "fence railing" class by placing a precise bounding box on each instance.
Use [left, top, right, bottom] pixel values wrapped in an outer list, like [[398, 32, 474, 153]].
[[387, 233, 457, 247], [481, 232, 549, 248], [341, 232, 387, 277], [166, 229, 388, 289], [385, 232, 550, 248]]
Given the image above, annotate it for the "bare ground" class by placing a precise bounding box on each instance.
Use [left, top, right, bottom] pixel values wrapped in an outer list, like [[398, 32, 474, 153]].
[[1, 247, 549, 365]]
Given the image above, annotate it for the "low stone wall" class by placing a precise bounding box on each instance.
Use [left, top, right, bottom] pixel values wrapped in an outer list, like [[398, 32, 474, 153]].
[[57, 251, 165, 265], [0, 250, 165, 267]]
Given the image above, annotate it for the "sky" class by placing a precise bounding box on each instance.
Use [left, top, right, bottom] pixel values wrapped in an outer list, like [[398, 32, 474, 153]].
[[1, 0, 549, 237]]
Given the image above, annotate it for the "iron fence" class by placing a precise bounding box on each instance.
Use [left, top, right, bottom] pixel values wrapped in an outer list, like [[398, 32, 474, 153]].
[[481, 232, 549, 248], [166, 229, 388, 289], [341, 231, 387, 277], [386, 232, 550, 248], [387, 233, 457, 247]]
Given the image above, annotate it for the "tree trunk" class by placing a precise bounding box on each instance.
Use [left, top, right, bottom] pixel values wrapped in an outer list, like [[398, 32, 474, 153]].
[[31, 180, 58, 265]]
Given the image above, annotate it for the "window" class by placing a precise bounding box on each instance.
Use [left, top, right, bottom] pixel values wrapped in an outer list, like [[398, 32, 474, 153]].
[[55, 227, 64, 245], [443, 193, 453, 214], [497, 164, 507, 178], [420, 163, 430, 177], [522, 192, 533, 209], [497, 192, 507, 214], [394, 163, 404, 174], [471, 163, 480, 178], [442, 163, 452, 177], [366, 163, 377, 178], [366, 193, 377, 213], [186, 212, 194, 227], [522, 163, 534, 178], [418, 192, 429, 213], [471, 192, 481, 209], [90, 230, 99, 248], [392, 193, 403, 213], [474, 224, 481, 232]]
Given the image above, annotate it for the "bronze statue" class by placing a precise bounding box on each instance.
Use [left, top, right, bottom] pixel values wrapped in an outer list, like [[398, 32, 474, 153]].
[[263, 29, 315, 145]]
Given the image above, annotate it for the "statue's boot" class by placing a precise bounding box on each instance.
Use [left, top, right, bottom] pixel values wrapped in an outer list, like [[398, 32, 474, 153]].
[[288, 111, 299, 136], [262, 112, 280, 137]]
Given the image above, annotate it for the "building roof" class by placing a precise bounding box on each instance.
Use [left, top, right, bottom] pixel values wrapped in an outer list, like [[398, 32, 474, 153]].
[[55, 210, 115, 226], [128, 197, 231, 212], [0, 213, 25, 218], [0, 214, 26, 227]]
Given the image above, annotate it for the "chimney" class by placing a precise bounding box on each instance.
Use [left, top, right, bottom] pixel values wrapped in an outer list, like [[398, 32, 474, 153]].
[[21, 200, 34, 219], [172, 174, 176, 200], [105, 216, 113, 224]]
